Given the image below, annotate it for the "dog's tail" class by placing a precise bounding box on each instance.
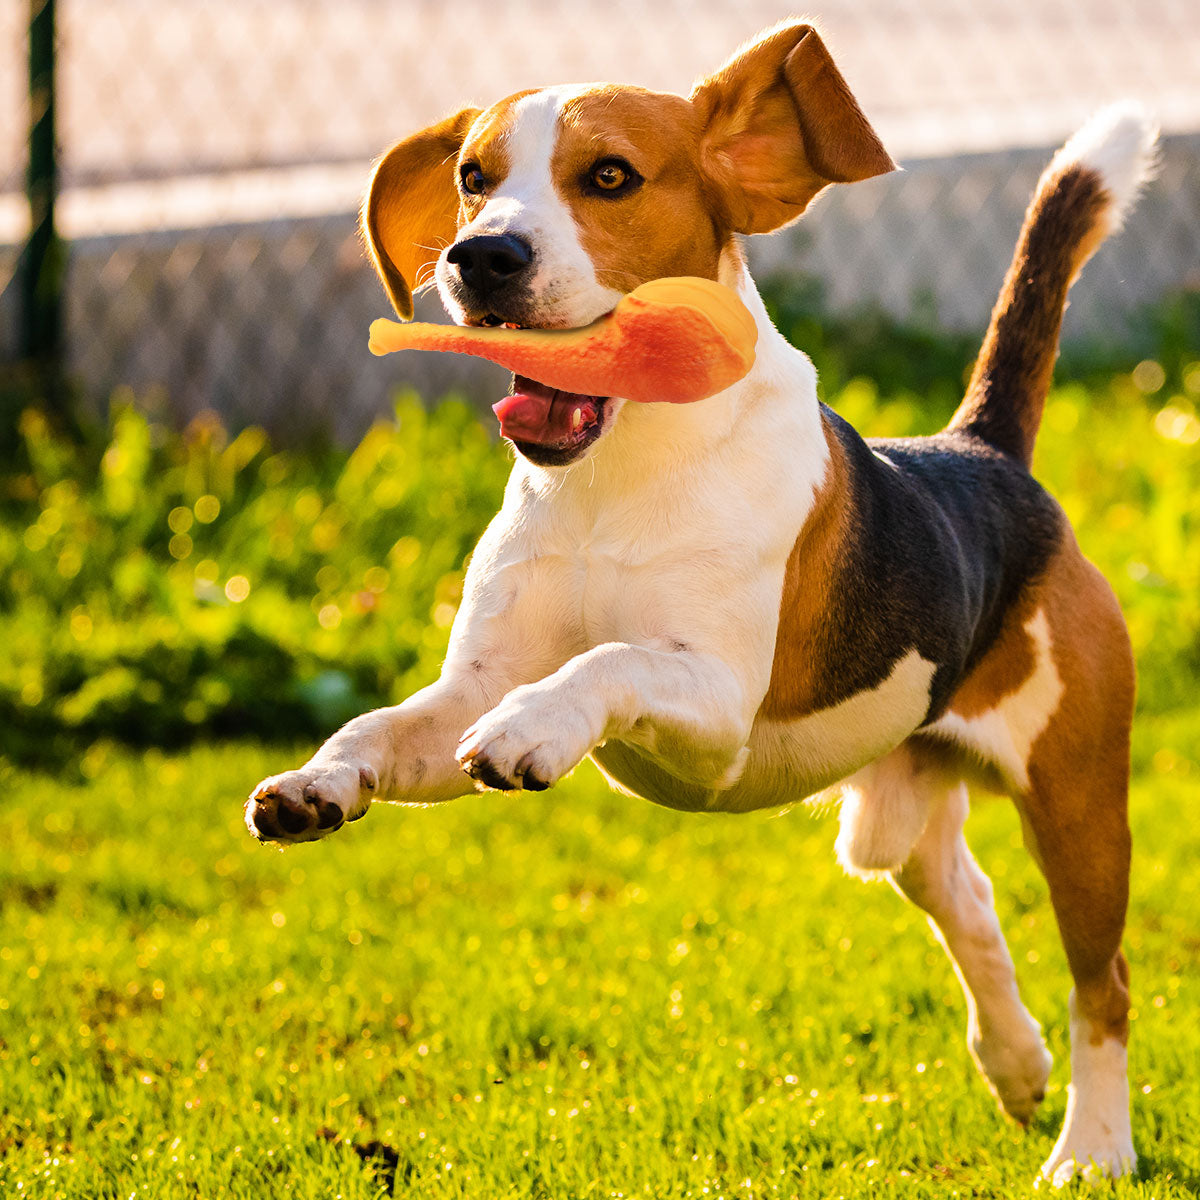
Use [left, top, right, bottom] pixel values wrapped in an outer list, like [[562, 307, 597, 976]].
[[946, 104, 1158, 467]]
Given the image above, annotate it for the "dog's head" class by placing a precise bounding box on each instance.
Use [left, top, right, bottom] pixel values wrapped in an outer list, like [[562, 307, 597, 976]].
[[362, 22, 894, 467]]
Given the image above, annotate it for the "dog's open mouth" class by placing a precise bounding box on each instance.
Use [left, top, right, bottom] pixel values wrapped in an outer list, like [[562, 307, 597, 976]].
[[473, 315, 609, 466], [492, 375, 606, 463]]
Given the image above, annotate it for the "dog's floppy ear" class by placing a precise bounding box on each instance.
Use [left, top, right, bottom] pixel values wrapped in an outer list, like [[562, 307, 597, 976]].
[[361, 107, 481, 320], [691, 22, 896, 235]]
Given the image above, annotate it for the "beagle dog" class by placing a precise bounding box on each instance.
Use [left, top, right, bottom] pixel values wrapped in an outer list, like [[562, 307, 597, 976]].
[[247, 21, 1156, 1187]]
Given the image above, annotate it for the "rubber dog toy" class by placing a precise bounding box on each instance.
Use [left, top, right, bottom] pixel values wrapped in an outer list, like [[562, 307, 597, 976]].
[[367, 276, 758, 405]]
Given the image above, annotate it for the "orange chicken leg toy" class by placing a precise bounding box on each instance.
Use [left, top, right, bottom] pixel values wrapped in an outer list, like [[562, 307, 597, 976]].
[[368, 277, 758, 447]]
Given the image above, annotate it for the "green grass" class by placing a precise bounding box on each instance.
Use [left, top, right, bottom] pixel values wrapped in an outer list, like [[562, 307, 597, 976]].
[[1, 719, 1197, 1198]]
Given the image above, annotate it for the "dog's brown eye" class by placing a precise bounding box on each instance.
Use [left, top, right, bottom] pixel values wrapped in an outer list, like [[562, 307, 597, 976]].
[[589, 159, 634, 193], [460, 164, 487, 195]]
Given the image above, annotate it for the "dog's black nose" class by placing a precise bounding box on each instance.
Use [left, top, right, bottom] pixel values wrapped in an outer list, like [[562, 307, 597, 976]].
[[446, 234, 533, 296]]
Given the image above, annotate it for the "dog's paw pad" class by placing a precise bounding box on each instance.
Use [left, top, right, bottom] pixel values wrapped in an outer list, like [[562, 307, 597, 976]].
[[245, 764, 372, 844], [460, 753, 519, 792], [515, 753, 550, 791]]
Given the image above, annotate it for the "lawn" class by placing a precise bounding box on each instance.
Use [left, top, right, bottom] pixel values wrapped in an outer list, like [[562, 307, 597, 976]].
[[1, 723, 1197, 1198], [1, 360, 1198, 1196]]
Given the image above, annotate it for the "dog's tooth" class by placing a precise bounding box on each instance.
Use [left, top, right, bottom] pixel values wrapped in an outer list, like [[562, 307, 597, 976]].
[[571, 407, 583, 431]]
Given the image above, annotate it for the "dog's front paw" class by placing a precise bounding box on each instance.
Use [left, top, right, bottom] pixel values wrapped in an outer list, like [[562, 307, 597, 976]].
[[245, 762, 377, 844], [456, 688, 598, 792]]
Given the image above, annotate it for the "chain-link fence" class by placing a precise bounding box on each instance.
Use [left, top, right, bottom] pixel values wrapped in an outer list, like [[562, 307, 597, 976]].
[[2, 0, 1198, 438]]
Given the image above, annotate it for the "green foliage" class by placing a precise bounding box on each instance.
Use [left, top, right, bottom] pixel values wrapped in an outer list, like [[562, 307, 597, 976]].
[[759, 278, 1200, 409], [759, 275, 977, 418], [1034, 382, 1200, 718], [0, 292, 1196, 1196], [1, 331, 1197, 767], [1, 396, 510, 767]]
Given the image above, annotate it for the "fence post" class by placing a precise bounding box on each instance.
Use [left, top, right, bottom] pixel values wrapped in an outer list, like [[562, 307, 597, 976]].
[[20, 0, 67, 412]]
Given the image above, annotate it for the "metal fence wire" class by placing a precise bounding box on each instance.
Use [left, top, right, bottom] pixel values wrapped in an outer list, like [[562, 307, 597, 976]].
[[2, 0, 1199, 438]]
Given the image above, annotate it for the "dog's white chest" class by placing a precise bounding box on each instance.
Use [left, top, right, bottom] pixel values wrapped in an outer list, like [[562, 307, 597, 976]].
[[574, 546, 692, 649]]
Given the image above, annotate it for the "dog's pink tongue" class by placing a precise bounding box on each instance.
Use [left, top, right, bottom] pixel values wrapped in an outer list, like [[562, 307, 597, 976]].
[[492, 381, 597, 445], [492, 389, 554, 442]]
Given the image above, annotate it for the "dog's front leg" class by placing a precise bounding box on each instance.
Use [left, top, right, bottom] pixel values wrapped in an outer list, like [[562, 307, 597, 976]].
[[246, 515, 582, 844], [246, 675, 502, 843], [457, 642, 753, 793]]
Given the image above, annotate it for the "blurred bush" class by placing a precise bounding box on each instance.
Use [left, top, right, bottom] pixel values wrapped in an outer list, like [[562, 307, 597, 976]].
[[1, 394, 510, 768], [1, 298, 1196, 770], [761, 278, 1200, 414]]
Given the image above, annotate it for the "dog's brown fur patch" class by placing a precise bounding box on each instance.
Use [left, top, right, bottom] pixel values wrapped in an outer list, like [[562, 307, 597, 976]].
[[760, 418, 851, 719], [552, 87, 728, 293], [1017, 535, 1135, 1044], [944, 594, 1040, 720]]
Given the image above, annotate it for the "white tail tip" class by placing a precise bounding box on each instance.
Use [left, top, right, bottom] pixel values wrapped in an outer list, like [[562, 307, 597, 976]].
[[1050, 103, 1160, 231]]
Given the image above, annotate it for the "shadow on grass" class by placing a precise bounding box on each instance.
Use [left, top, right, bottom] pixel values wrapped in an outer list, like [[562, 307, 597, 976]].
[[318, 1126, 412, 1196]]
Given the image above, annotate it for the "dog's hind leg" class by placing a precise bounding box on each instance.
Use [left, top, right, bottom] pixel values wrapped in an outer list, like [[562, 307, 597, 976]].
[[886, 772, 1054, 1125], [1015, 550, 1137, 1187]]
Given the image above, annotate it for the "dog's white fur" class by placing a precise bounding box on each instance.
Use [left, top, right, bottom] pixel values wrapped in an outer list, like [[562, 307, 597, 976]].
[[927, 609, 1065, 793], [1050, 102, 1159, 235], [250, 54, 1156, 1188]]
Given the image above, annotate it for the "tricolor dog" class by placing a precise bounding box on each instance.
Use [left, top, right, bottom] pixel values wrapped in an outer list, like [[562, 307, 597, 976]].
[[247, 21, 1157, 1187]]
